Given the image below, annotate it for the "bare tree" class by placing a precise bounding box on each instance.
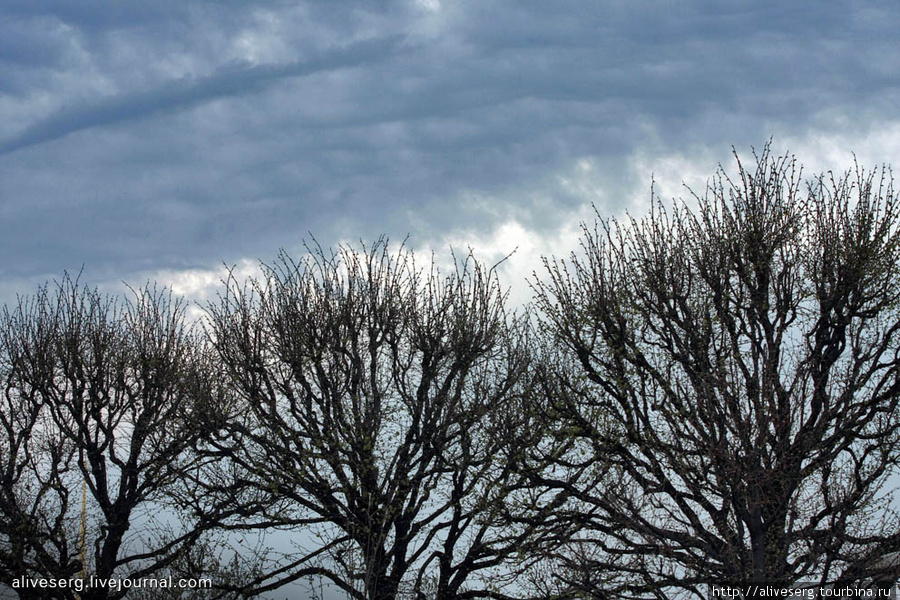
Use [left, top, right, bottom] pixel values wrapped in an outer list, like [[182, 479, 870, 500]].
[[202, 240, 553, 600], [0, 277, 225, 600], [532, 147, 900, 598], [1, 292, 81, 599]]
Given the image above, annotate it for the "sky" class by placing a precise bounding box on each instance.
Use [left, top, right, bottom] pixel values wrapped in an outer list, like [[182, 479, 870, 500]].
[[2, 1, 899, 307], [2, 3, 900, 597]]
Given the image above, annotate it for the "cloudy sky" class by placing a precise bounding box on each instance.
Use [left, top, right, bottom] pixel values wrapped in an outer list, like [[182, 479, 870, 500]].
[[1, 1, 899, 306]]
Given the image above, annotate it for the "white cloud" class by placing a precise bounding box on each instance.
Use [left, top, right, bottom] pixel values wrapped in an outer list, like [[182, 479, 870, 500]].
[[415, 0, 441, 12], [775, 119, 900, 174]]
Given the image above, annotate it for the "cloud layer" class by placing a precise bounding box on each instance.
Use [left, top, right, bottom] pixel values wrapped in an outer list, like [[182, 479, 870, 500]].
[[1, 0, 898, 300]]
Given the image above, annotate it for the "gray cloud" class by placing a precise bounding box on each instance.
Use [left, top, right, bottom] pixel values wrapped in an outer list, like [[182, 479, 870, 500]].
[[0, 0, 898, 290], [0, 36, 404, 155]]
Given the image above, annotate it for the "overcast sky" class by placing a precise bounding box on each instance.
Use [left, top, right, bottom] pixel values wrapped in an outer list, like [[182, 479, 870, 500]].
[[2, 3, 899, 598], [2, 0, 899, 306]]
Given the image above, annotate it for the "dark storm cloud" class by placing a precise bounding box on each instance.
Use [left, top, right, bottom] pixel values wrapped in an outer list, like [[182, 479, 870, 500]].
[[0, 0, 898, 288]]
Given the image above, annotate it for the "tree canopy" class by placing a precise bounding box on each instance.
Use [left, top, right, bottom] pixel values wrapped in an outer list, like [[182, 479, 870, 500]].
[[0, 278, 224, 600], [198, 240, 550, 600], [532, 147, 900, 598]]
